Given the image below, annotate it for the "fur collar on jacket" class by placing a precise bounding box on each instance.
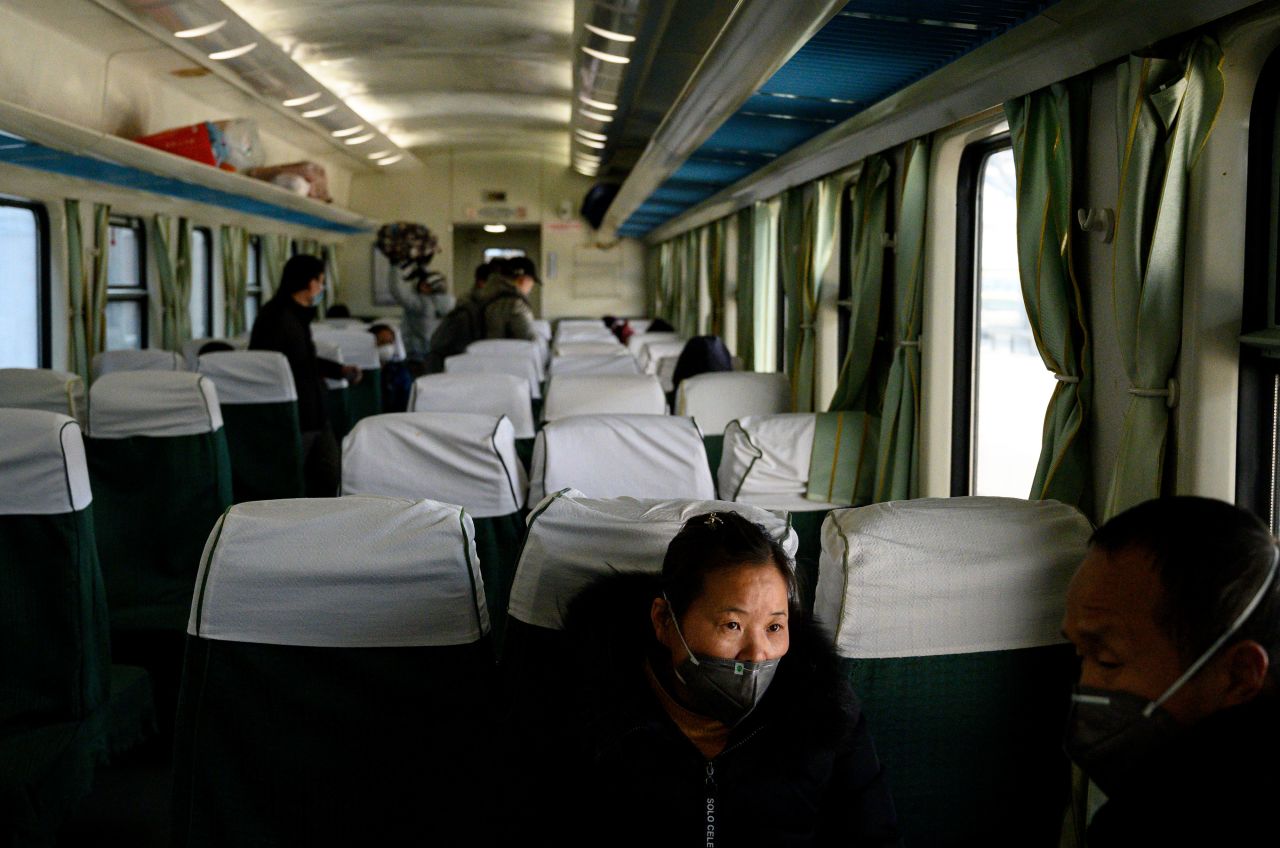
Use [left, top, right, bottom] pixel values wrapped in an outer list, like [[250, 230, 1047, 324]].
[[562, 572, 860, 752]]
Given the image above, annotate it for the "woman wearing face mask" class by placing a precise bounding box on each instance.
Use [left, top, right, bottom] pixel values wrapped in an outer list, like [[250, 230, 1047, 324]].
[[507, 511, 900, 846]]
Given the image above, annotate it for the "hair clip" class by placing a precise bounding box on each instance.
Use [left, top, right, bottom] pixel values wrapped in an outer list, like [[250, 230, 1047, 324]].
[[703, 512, 723, 527]]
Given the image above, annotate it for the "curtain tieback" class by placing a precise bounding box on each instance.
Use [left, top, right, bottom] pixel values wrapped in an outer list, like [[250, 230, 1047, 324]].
[[1054, 374, 1081, 384], [895, 339, 920, 349], [1128, 378, 1178, 409]]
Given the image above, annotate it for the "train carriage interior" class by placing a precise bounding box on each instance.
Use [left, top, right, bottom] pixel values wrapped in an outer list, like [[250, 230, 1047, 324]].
[[3, 0, 1280, 844]]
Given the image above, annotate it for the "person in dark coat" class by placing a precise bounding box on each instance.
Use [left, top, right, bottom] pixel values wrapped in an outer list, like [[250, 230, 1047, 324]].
[[1061, 496, 1280, 846], [506, 511, 899, 846], [249, 254, 360, 496], [671, 335, 734, 398]]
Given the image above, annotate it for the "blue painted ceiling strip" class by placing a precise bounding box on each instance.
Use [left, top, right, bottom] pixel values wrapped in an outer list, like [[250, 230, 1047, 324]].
[[0, 137, 367, 234], [622, 0, 1058, 238]]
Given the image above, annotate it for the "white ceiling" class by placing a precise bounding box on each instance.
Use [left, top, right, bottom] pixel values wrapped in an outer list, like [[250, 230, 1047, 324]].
[[221, 0, 576, 153]]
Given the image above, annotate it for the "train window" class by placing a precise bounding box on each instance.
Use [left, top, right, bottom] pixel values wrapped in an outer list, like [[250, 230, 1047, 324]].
[[246, 235, 263, 328], [954, 141, 1056, 497], [1240, 48, 1280, 531], [0, 198, 49, 368], [106, 217, 147, 350], [191, 226, 213, 339]]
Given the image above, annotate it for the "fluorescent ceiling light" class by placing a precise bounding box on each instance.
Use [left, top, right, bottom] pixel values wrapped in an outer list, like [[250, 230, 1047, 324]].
[[581, 46, 630, 64], [209, 42, 258, 61], [344, 133, 376, 145], [368, 151, 392, 160], [483, 224, 508, 234], [579, 95, 617, 111], [377, 154, 404, 166], [578, 138, 606, 150], [579, 109, 614, 123], [584, 23, 636, 43], [575, 129, 608, 141], [331, 125, 365, 137], [283, 92, 322, 107], [175, 21, 226, 38], [302, 104, 337, 118]]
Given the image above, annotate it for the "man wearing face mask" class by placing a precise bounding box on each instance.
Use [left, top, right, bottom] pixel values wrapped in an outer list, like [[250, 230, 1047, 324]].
[[250, 254, 361, 496], [501, 511, 899, 846], [1061, 496, 1280, 845]]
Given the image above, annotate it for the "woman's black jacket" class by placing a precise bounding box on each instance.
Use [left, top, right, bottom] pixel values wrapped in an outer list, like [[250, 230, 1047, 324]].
[[248, 295, 344, 431], [503, 573, 900, 847]]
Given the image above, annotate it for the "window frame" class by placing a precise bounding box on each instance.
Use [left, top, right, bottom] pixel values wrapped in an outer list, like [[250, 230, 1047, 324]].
[[106, 214, 149, 350], [0, 194, 51, 367], [1238, 47, 1280, 530], [191, 225, 214, 339], [951, 133, 1014, 496]]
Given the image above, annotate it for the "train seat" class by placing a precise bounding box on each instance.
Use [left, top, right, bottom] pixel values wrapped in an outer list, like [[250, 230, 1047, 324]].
[[446, 350, 543, 399], [552, 340, 622, 357], [172, 496, 494, 846], [0, 367, 86, 425], [547, 351, 642, 377], [85, 371, 232, 632], [676, 372, 792, 436], [342, 411, 527, 646], [409, 372, 535, 439], [314, 338, 352, 441], [529, 414, 714, 504], [814, 497, 1091, 846], [180, 337, 248, 369], [626, 331, 680, 357], [627, 318, 653, 335], [531, 319, 552, 343], [552, 321, 615, 345], [0, 409, 155, 844], [196, 350, 304, 503], [541, 373, 666, 422], [637, 339, 686, 375], [466, 338, 546, 382], [311, 328, 381, 430], [91, 349, 185, 380]]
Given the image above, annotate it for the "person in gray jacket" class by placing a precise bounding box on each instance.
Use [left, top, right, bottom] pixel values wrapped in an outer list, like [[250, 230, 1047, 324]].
[[480, 257, 538, 341], [390, 268, 455, 369]]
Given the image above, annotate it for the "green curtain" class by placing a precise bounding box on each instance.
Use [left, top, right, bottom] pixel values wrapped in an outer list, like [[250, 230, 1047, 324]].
[[779, 175, 841, 411], [221, 226, 249, 337], [752, 201, 779, 372], [875, 138, 930, 502], [65, 200, 110, 384], [681, 230, 700, 339], [829, 156, 892, 412], [259, 234, 290, 300], [1005, 81, 1093, 507], [734, 207, 755, 368], [151, 215, 193, 351], [1105, 36, 1225, 518], [645, 244, 661, 318], [706, 219, 727, 338]]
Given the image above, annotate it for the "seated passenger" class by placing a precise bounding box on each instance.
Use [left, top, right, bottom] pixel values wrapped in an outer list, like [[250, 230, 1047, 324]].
[[1062, 496, 1280, 845], [327, 303, 352, 319], [198, 340, 234, 356], [671, 335, 733, 396], [512, 511, 899, 845], [369, 323, 412, 413]]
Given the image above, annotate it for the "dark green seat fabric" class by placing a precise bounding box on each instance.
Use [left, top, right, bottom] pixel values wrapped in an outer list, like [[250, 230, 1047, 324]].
[[788, 508, 832, 614], [87, 432, 233, 631], [514, 437, 535, 476], [325, 384, 351, 442], [703, 433, 725, 491], [843, 647, 1075, 847], [345, 367, 382, 430], [473, 512, 526, 652], [220, 404, 304, 502]]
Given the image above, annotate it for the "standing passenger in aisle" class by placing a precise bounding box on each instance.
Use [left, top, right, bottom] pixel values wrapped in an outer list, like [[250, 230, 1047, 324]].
[[1061, 496, 1280, 845], [480, 257, 539, 342], [250, 254, 361, 497]]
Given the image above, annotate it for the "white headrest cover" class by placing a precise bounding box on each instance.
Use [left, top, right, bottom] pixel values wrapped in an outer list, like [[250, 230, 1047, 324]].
[[445, 353, 541, 399], [342, 412, 526, 517], [627, 332, 680, 357], [553, 341, 623, 357], [542, 374, 665, 421], [88, 371, 223, 438], [409, 373, 535, 438], [312, 329, 380, 370], [509, 490, 798, 630], [0, 408, 92, 514], [467, 339, 545, 377], [639, 341, 687, 373], [530, 415, 714, 504], [197, 351, 298, 405], [720, 414, 816, 502], [314, 339, 348, 389], [678, 372, 792, 436], [531, 320, 552, 342], [628, 319, 653, 335], [188, 496, 489, 647], [92, 348, 185, 379], [549, 354, 641, 377], [815, 497, 1093, 658], [182, 338, 239, 369], [316, 318, 369, 331], [0, 368, 86, 424]]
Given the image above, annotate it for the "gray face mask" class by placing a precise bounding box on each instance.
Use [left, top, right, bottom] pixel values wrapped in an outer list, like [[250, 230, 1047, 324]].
[[1065, 546, 1280, 796], [664, 593, 780, 727]]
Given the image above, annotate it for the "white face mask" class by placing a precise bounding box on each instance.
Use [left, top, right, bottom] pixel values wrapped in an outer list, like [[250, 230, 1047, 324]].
[[376, 343, 396, 363]]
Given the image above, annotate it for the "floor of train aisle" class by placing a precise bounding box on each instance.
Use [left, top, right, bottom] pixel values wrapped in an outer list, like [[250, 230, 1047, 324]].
[[60, 735, 172, 846]]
